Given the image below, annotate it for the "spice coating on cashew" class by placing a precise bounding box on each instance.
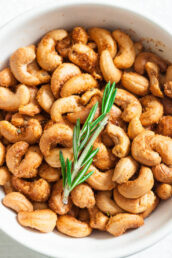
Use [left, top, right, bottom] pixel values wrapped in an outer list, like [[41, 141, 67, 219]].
[[88, 206, 109, 231], [156, 183, 172, 200], [0, 141, 5, 166], [71, 27, 88, 44], [38, 163, 61, 182], [37, 84, 55, 113], [152, 163, 172, 183], [0, 167, 11, 186], [71, 183, 95, 208], [157, 116, 172, 137], [128, 116, 145, 139], [0, 67, 17, 87]]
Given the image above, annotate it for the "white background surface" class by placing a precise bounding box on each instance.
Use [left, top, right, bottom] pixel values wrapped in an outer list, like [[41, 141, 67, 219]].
[[0, 0, 172, 257]]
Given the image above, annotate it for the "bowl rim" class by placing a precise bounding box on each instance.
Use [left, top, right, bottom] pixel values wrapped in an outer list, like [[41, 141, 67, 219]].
[[0, 1, 172, 257]]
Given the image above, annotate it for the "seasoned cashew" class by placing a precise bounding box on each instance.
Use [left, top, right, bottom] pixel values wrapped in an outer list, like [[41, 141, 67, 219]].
[[106, 123, 130, 158], [0, 67, 17, 87], [78, 208, 89, 222], [18, 209, 57, 233], [156, 183, 172, 200], [60, 73, 98, 97], [45, 147, 73, 168], [0, 85, 30, 111], [88, 27, 117, 57], [106, 213, 144, 237], [10, 45, 50, 86], [12, 176, 50, 202], [3, 178, 14, 194], [96, 191, 123, 215], [114, 89, 142, 122], [118, 166, 154, 199], [140, 95, 164, 126], [39, 163, 61, 182], [121, 72, 149, 96], [88, 206, 109, 231], [3, 192, 33, 213], [51, 63, 81, 98], [134, 52, 167, 75], [57, 215, 92, 237], [49, 180, 72, 215], [50, 95, 81, 123], [71, 27, 88, 44], [108, 104, 127, 130], [80, 89, 103, 105], [162, 97, 172, 115], [113, 189, 155, 213], [6, 141, 43, 178], [0, 141, 5, 166], [0, 119, 42, 144], [37, 84, 55, 113], [112, 30, 135, 69], [68, 43, 98, 73], [100, 50, 121, 83], [152, 163, 172, 183], [86, 165, 116, 190], [33, 202, 48, 210], [141, 196, 159, 219], [37, 30, 68, 71], [112, 156, 138, 184], [128, 116, 145, 139], [157, 116, 172, 137], [56, 36, 71, 58], [0, 167, 10, 186], [71, 183, 95, 209]]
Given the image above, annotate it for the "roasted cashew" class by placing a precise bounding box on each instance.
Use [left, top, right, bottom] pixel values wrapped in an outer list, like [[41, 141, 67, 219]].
[[50, 95, 81, 123], [37, 84, 55, 113], [162, 97, 172, 115], [118, 166, 154, 199], [156, 183, 172, 200], [132, 130, 172, 166], [6, 141, 43, 178], [68, 43, 98, 73], [0, 167, 10, 186], [57, 215, 92, 237], [3, 192, 33, 213], [106, 123, 130, 158], [0, 118, 42, 144], [140, 95, 164, 126], [10, 45, 50, 86], [18, 209, 57, 233], [145, 62, 164, 98], [71, 27, 88, 44], [71, 183, 95, 208], [112, 30, 135, 69], [157, 116, 172, 137], [152, 163, 172, 183], [39, 163, 61, 182], [3, 177, 14, 194], [121, 72, 149, 96], [113, 189, 155, 213], [88, 206, 109, 231], [56, 36, 71, 58], [78, 209, 89, 222], [96, 191, 123, 215], [19, 87, 41, 116], [100, 50, 122, 83], [88, 27, 117, 57], [51, 63, 81, 98], [106, 213, 144, 237], [80, 89, 103, 105], [86, 165, 116, 191], [37, 30, 68, 71], [108, 104, 127, 130], [164, 81, 172, 98], [0, 141, 5, 166], [112, 156, 138, 184], [60, 73, 98, 97], [12, 176, 50, 202], [48, 180, 72, 215], [134, 52, 167, 75], [0, 85, 30, 111], [128, 116, 145, 139], [114, 89, 142, 122], [45, 147, 73, 168], [0, 67, 17, 87], [141, 196, 159, 219]]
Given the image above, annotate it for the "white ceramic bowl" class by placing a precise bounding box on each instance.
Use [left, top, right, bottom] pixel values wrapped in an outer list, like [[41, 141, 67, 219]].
[[0, 1, 172, 257]]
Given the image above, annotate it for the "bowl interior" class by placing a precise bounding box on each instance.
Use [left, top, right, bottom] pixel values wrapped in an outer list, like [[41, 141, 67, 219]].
[[0, 2, 172, 258]]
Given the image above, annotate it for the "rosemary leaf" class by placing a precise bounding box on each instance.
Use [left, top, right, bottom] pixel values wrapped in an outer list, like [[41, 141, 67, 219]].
[[66, 158, 72, 187], [81, 148, 99, 167], [59, 151, 66, 187]]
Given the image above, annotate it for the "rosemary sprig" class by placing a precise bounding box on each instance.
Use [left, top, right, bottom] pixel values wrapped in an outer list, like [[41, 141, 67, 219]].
[[60, 82, 117, 204]]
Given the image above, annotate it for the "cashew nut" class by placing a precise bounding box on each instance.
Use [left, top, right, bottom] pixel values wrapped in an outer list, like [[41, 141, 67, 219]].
[[157, 116, 172, 137], [57, 215, 92, 237], [106, 213, 144, 237], [80, 89, 103, 105], [37, 30, 68, 71], [118, 166, 154, 199], [141, 196, 159, 219], [112, 30, 135, 69], [112, 156, 138, 184], [3, 192, 33, 213], [71, 183, 95, 208], [10, 45, 50, 85], [140, 95, 164, 126], [39, 163, 61, 182], [121, 72, 149, 96], [45, 147, 73, 168], [113, 189, 155, 213], [0, 67, 17, 87], [128, 116, 145, 139], [108, 104, 127, 130], [0, 141, 5, 166], [164, 81, 172, 98], [0, 167, 10, 186], [88, 206, 109, 231], [152, 163, 172, 183], [3, 177, 14, 194], [18, 209, 57, 233], [156, 183, 172, 200], [36, 84, 55, 113], [56, 36, 71, 58], [12, 176, 50, 202], [71, 27, 88, 44]]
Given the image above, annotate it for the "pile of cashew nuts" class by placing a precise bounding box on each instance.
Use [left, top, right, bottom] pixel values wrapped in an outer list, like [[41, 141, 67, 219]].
[[0, 27, 172, 238]]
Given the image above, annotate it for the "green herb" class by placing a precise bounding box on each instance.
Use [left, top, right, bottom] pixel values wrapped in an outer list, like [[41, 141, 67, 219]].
[[60, 82, 117, 204]]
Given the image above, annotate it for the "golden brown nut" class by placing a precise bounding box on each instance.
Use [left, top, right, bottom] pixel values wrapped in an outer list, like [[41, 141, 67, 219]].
[[3, 178, 14, 194], [56, 36, 71, 58], [38, 163, 61, 182], [71, 27, 88, 44], [0, 167, 11, 186], [164, 81, 172, 98], [0, 67, 17, 87], [88, 206, 109, 231], [156, 183, 172, 200], [37, 84, 55, 113], [0, 141, 5, 166], [128, 116, 145, 139], [45, 147, 73, 168], [141, 196, 159, 219], [157, 116, 172, 137], [152, 163, 172, 183]]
